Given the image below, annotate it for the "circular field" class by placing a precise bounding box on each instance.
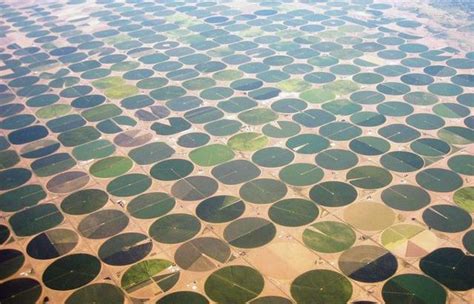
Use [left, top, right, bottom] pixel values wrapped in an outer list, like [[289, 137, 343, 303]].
[[99, 233, 152, 266], [0, 225, 9, 245], [196, 195, 245, 223], [46, 171, 90, 194], [224, 217, 276, 248], [422, 205, 472, 233], [380, 151, 424, 172], [175, 237, 231, 272], [240, 178, 287, 204], [121, 259, 178, 297], [27, 229, 78, 260], [128, 142, 175, 165], [0, 168, 31, 191], [291, 270, 352, 303], [212, 160, 261, 185], [279, 163, 324, 186], [205, 265, 264, 303], [157, 291, 208, 304], [106, 174, 152, 197], [0, 184, 46, 212], [382, 274, 446, 304], [189, 144, 234, 167], [453, 186, 473, 212], [346, 166, 392, 189], [61, 189, 108, 215], [149, 214, 201, 244], [227, 132, 268, 151], [416, 168, 463, 192], [338, 245, 397, 282], [269, 199, 319, 227], [66, 283, 124, 304], [309, 181, 357, 207], [252, 147, 294, 168], [381, 224, 439, 258], [0, 249, 24, 280], [72, 140, 115, 161], [127, 192, 175, 219], [78, 209, 129, 239], [315, 149, 358, 170], [350, 136, 390, 155], [0, 278, 42, 304], [150, 159, 194, 181], [420, 247, 473, 291], [42, 254, 101, 290], [246, 242, 316, 281], [171, 176, 218, 201], [343, 201, 396, 231], [9, 204, 63, 237], [448, 154, 474, 176], [463, 230, 474, 254], [90, 156, 133, 178], [303, 221, 356, 253], [381, 184, 430, 211]]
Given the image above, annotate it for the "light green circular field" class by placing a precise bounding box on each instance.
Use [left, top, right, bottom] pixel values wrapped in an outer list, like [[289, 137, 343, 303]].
[[89, 156, 133, 178], [227, 132, 269, 151], [104, 85, 139, 99], [189, 144, 235, 167]]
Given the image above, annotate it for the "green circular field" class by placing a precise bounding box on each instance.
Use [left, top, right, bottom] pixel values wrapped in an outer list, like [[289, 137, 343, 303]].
[[175, 237, 231, 272], [61, 189, 108, 215], [212, 160, 261, 185], [66, 283, 124, 304], [90, 156, 133, 178], [196, 195, 245, 223], [150, 159, 194, 181], [171, 176, 218, 201], [98, 233, 152, 266], [157, 292, 209, 304], [42, 254, 101, 290], [78, 209, 129, 239], [453, 186, 473, 212], [227, 132, 269, 151], [189, 144, 235, 167], [240, 178, 287, 204], [205, 265, 264, 303], [27, 229, 78, 260], [347, 166, 392, 189], [422, 205, 472, 233], [315, 149, 358, 170], [121, 259, 178, 296], [303, 221, 356, 253], [224, 217, 276, 248], [279, 163, 324, 186], [9, 204, 63, 237], [128, 142, 175, 165], [0, 278, 42, 304], [416, 168, 462, 192], [252, 147, 294, 168], [106, 174, 152, 197], [149, 214, 201, 244], [291, 270, 352, 303], [309, 181, 357, 207], [0, 184, 46, 212], [127, 192, 175, 219], [382, 274, 446, 304], [0, 249, 24, 280], [381, 184, 430, 211], [269, 199, 319, 227]]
